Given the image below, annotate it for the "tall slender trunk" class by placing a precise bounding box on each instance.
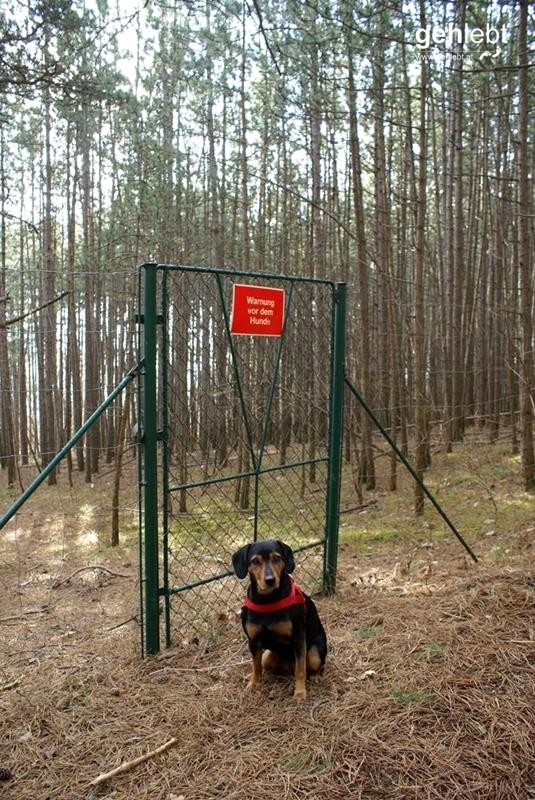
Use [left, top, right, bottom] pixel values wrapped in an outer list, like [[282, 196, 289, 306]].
[[518, 0, 534, 491], [0, 122, 16, 486], [347, 51, 375, 489], [18, 208, 28, 467], [450, 0, 467, 444], [41, 75, 58, 483], [81, 104, 99, 482], [236, 10, 251, 509], [307, 10, 322, 483], [414, 0, 428, 514], [111, 385, 131, 547]]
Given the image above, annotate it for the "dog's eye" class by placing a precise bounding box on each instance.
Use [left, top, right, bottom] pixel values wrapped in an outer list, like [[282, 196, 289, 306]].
[[271, 554, 282, 563], [250, 556, 262, 566]]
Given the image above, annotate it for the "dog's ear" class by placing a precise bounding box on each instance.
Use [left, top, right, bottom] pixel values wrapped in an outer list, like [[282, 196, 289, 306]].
[[277, 541, 295, 574], [232, 545, 251, 579]]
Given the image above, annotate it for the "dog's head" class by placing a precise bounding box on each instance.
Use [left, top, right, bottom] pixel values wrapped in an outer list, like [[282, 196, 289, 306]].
[[232, 540, 295, 594]]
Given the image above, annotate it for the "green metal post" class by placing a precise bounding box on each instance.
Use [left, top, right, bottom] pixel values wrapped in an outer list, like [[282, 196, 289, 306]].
[[142, 262, 160, 654], [161, 268, 171, 649], [324, 282, 346, 594]]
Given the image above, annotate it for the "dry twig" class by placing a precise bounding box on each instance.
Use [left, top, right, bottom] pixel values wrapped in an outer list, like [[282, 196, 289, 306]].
[[89, 737, 178, 786], [51, 565, 131, 588]]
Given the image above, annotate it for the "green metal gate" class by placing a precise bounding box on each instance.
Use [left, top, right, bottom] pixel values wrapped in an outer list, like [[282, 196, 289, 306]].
[[138, 263, 346, 654]]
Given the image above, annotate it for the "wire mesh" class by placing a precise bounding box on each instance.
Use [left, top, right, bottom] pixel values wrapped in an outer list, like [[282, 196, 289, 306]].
[[154, 267, 335, 642]]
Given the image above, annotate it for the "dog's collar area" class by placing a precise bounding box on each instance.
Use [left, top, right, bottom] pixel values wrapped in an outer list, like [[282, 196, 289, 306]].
[[244, 577, 306, 614]]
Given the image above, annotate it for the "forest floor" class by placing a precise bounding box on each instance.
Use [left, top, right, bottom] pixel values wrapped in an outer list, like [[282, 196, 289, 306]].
[[0, 437, 534, 800]]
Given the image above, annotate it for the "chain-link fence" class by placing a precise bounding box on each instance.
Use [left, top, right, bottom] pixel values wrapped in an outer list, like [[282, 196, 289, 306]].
[[138, 264, 345, 651]]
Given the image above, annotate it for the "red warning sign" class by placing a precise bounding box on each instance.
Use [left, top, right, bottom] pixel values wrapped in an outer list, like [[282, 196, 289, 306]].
[[230, 284, 286, 337]]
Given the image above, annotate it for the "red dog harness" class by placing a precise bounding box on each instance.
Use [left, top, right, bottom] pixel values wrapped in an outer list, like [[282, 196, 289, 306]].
[[244, 578, 306, 614]]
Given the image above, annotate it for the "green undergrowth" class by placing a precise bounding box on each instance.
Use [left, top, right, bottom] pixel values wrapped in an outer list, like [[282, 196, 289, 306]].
[[339, 439, 534, 558], [390, 688, 436, 707], [2, 436, 532, 568], [167, 474, 327, 551]]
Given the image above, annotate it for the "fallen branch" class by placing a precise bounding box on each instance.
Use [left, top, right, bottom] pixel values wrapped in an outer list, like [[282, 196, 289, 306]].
[[0, 608, 48, 624], [340, 501, 378, 514], [89, 737, 178, 787], [106, 615, 138, 632], [51, 565, 131, 588]]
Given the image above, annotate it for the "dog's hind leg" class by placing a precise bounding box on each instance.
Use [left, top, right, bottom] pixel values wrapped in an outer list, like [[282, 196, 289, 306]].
[[307, 645, 323, 680]]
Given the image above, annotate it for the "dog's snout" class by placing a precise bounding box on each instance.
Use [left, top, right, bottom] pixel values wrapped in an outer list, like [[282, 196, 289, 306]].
[[263, 561, 276, 587]]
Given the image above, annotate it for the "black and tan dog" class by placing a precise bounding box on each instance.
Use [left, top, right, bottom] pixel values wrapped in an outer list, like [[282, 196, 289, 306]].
[[232, 539, 327, 700]]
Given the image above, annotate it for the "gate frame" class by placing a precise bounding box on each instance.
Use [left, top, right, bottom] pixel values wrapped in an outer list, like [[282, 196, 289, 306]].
[[139, 262, 346, 655]]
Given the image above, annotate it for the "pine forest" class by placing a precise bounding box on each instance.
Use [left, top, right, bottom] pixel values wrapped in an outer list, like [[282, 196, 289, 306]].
[[0, 0, 534, 505]]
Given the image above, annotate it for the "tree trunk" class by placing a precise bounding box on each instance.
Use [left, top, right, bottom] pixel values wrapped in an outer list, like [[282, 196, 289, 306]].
[[0, 122, 16, 486], [41, 76, 58, 484], [518, 0, 535, 491], [450, 0, 467, 444], [347, 50, 375, 490], [111, 387, 130, 547], [414, 0, 428, 514]]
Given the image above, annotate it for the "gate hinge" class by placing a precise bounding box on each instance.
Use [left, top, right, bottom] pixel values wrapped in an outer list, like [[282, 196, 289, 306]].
[[135, 429, 165, 443], [135, 313, 164, 325]]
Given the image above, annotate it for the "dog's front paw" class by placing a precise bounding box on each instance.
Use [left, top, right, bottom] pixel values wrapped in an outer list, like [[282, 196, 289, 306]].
[[247, 676, 261, 690], [293, 685, 307, 701]]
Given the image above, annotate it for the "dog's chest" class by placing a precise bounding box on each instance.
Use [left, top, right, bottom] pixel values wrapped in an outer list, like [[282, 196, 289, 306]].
[[246, 617, 293, 645]]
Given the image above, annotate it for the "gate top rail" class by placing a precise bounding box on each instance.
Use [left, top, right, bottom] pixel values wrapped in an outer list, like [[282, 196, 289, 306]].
[[141, 262, 341, 289]]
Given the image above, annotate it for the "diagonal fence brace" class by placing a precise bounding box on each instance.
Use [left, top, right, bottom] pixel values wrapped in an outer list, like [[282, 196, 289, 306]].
[[344, 375, 478, 563], [0, 362, 142, 531]]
